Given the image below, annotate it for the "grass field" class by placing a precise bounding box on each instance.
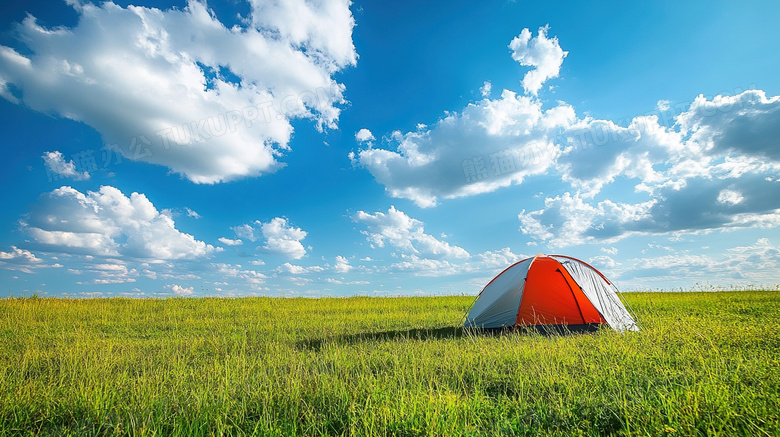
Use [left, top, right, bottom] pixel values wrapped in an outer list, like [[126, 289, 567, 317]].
[[1, 291, 778, 436]]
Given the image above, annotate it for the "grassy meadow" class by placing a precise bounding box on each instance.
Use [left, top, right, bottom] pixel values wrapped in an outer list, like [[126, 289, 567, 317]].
[[0, 291, 778, 436]]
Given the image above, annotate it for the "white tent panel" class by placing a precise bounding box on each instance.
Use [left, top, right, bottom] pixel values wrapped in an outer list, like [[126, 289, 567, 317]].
[[551, 256, 639, 332], [464, 259, 532, 328]]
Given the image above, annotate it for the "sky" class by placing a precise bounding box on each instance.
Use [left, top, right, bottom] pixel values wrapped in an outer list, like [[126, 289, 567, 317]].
[[0, 0, 779, 298]]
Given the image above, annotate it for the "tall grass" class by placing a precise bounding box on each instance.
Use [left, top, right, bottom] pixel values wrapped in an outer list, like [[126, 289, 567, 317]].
[[0, 292, 778, 436]]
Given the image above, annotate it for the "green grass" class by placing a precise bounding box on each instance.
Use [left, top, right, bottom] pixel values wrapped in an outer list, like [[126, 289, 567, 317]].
[[0, 292, 778, 436]]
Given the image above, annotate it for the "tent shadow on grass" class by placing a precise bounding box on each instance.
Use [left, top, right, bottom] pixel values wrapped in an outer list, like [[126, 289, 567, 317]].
[[297, 325, 599, 352]]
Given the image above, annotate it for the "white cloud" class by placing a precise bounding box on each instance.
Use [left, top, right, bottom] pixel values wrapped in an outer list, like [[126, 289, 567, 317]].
[[556, 90, 780, 199], [84, 262, 138, 284], [43, 151, 90, 181], [169, 284, 194, 296], [553, 90, 780, 201], [0, 0, 356, 183], [677, 90, 780, 162], [589, 255, 617, 268], [724, 239, 780, 283], [212, 262, 267, 289], [185, 207, 200, 219], [556, 115, 678, 197], [354, 26, 683, 207], [388, 254, 460, 277], [228, 217, 308, 259], [93, 263, 127, 271], [601, 246, 618, 255], [611, 251, 739, 287], [352, 206, 469, 259], [353, 90, 570, 207], [278, 262, 324, 275], [519, 192, 654, 247], [519, 173, 780, 247], [480, 80, 492, 97], [22, 185, 215, 259], [508, 25, 568, 95], [248, 0, 357, 68], [280, 262, 306, 274], [333, 255, 352, 273], [520, 89, 780, 246], [218, 237, 243, 246], [355, 128, 375, 145], [475, 247, 527, 269], [325, 278, 369, 285], [0, 246, 41, 263], [231, 224, 257, 242], [260, 217, 308, 259], [551, 240, 780, 289], [0, 246, 62, 274], [717, 189, 744, 206], [378, 247, 529, 278]]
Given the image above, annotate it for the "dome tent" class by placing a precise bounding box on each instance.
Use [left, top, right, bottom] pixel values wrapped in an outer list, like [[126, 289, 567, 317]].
[[463, 254, 639, 332]]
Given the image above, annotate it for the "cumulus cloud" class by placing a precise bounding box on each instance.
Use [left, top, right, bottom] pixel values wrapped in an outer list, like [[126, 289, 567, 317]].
[[508, 25, 568, 95], [228, 217, 308, 259], [352, 206, 469, 259], [0, 0, 356, 183], [554, 90, 780, 199], [355, 128, 375, 145], [480, 81, 492, 97], [260, 217, 308, 259], [169, 284, 194, 296], [22, 185, 215, 259], [333, 255, 352, 273], [43, 151, 90, 181], [519, 88, 780, 246], [350, 26, 574, 207], [353, 90, 571, 207]]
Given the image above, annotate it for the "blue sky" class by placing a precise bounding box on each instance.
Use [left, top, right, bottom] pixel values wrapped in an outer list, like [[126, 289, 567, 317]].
[[1, 0, 779, 297]]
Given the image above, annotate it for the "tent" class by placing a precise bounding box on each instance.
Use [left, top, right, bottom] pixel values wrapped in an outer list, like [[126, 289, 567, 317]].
[[463, 254, 639, 332]]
